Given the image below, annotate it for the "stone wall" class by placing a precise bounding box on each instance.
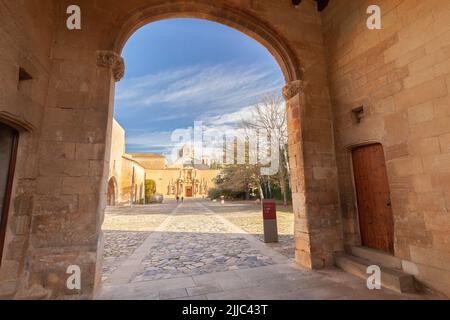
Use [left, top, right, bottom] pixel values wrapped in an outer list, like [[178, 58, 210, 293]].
[[129, 154, 166, 170], [146, 168, 220, 199], [13, 0, 119, 299], [120, 156, 146, 205], [322, 0, 450, 296], [0, 0, 56, 298], [108, 119, 125, 203]]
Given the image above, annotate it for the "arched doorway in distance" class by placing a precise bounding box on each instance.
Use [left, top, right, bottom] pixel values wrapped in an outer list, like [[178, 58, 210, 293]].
[[107, 177, 117, 206]]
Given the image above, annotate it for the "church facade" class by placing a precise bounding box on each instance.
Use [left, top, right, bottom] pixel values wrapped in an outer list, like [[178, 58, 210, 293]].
[[107, 120, 219, 205]]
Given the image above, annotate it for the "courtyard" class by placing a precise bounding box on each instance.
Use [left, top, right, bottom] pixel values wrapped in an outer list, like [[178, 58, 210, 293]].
[[99, 199, 425, 300]]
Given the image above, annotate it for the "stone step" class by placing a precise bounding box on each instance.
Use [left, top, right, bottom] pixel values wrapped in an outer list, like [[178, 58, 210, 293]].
[[335, 253, 416, 294], [349, 246, 402, 270]]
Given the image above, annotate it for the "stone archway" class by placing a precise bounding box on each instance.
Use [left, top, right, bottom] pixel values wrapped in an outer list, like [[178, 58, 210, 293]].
[[6, 0, 341, 300], [97, 1, 341, 292], [107, 0, 340, 262], [5, 0, 450, 300], [113, 1, 302, 83]]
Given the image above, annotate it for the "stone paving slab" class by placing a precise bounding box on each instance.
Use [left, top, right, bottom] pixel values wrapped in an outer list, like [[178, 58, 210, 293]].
[[131, 202, 278, 282], [135, 232, 275, 281], [101, 202, 178, 280], [100, 276, 196, 300], [98, 199, 428, 300]]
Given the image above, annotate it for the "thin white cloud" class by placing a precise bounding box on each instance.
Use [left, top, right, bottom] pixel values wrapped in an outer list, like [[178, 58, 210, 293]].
[[125, 130, 175, 153], [116, 62, 284, 155], [124, 104, 266, 161], [116, 63, 283, 114], [202, 105, 254, 126]]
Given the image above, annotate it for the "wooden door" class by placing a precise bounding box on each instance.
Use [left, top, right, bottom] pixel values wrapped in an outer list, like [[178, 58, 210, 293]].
[[107, 179, 115, 206], [185, 187, 193, 197], [0, 123, 18, 266], [352, 144, 394, 254]]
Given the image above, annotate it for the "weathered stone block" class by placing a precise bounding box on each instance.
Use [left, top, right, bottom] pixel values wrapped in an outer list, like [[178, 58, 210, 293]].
[[75, 143, 105, 160]]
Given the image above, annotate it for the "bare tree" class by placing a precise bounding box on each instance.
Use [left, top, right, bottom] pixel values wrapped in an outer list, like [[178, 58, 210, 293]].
[[219, 136, 266, 200], [215, 164, 262, 200], [241, 94, 290, 205]]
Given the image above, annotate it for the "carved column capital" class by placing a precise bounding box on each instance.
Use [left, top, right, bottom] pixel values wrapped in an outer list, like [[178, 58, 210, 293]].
[[282, 80, 307, 100], [97, 51, 125, 82]]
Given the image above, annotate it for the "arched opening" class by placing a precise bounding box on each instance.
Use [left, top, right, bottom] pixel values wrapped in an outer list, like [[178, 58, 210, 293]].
[[113, 2, 301, 83], [98, 5, 299, 296], [99, 3, 306, 299], [107, 177, 117, 206], [0, 122, 19, 267]]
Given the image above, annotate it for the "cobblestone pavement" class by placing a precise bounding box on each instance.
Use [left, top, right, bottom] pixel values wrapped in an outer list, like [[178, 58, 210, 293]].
[[133, 202, 276, 282], [203, 201, 295, 258], [99, 199, 425, 300], [102, 231, 151, 277], [102, 201, 178, 279]]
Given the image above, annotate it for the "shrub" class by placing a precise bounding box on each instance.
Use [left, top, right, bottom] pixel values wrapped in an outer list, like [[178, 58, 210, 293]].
[[145, 179, 156, 203]]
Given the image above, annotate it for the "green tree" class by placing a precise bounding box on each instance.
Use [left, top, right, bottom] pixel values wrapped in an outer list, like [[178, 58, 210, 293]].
[[145, 179, 156, 203], [215, 164, 262, 200]]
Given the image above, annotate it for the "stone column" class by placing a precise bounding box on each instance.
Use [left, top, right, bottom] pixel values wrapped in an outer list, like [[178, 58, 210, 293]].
[[93, 50, 125, 294], [283, 80, 343, 269], [21, 48, 124, 299]]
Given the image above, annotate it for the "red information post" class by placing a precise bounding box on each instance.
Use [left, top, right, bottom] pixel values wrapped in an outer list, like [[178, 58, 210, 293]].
[[262, 199, 278, 243]]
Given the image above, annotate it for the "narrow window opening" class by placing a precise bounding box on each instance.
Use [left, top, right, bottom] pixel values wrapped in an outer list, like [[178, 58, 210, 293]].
[[352, 106, 365, 124], [18, 67, 33, 82]]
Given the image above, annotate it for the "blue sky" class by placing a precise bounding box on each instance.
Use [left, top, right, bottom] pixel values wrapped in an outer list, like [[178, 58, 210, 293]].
[[114, 18, 284, 155]]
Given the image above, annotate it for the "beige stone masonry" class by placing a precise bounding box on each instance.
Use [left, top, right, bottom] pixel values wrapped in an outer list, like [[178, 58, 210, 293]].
[[1, 0, 449, 299]]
